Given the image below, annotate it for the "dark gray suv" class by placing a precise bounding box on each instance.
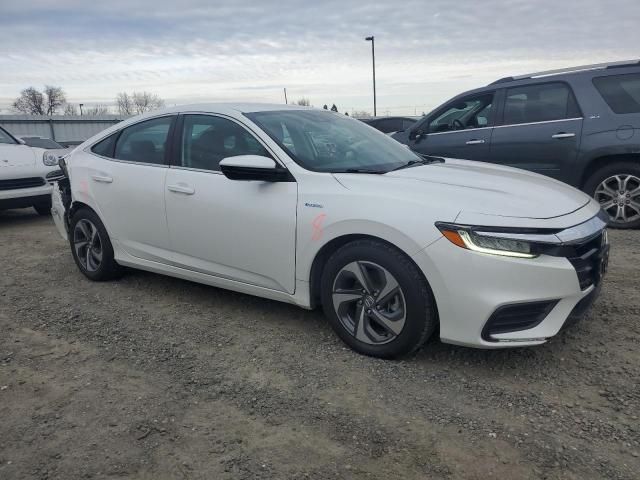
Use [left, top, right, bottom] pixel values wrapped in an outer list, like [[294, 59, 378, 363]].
[[393, 60, 640, 228]]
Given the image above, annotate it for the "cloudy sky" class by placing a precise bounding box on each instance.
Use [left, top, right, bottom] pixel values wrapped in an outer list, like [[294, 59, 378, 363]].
[[1, 0, 638, 115]]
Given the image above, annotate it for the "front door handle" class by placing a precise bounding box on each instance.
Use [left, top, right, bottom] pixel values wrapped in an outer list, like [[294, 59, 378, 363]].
[[551, 132, 576, 139], [167, 184, 195, 195], [91, 174, 113, 183], [465, 139, 485, 145]]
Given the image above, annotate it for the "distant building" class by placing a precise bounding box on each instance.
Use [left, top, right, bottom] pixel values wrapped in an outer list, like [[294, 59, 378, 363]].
[[0, 115, 128, 147]]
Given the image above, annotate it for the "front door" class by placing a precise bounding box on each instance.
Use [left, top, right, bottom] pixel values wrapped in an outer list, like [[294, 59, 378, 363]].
[[164, 114, 298, 293], [489, 82, 583, 180], [408, 92, 495, 161]]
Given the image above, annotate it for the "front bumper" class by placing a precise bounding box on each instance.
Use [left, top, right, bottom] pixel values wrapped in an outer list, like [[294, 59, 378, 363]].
[[413, 231, 605, 349], [0, 184, 52, 208]]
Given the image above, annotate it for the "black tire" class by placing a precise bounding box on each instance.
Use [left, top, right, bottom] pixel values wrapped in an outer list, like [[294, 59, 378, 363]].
[[33, 201, 51, 216], [320, 239, 437, 359], [69, 208, 123, 281], [583, 162, 640, 229]]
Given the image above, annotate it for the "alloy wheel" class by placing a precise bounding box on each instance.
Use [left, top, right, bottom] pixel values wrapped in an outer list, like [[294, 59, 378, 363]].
[[331, 261, 406, 345], [73, 219, 103, 272], [594, 174, 640, 224]]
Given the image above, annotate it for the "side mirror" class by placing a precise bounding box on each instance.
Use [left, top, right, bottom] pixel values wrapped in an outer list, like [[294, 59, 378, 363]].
[[219, 155, 292, 182], [408, 128, 427, 141]]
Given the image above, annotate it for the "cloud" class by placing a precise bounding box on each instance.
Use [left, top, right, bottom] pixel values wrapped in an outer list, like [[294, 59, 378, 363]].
[[1, 0, 639, 114]]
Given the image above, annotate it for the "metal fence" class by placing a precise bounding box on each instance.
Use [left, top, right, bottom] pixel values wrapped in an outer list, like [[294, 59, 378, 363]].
[[0, 115, 128, 147]]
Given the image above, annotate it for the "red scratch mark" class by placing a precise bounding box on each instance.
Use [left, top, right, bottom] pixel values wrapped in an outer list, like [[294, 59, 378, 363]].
[[80, 179, 89, 197], [311, 213, 327, 241]]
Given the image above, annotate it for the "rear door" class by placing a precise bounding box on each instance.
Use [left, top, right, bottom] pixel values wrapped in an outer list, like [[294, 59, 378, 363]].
[[489, 82, 583, 180], [407, 92, 495, 161], [83, 115, 175, 261]]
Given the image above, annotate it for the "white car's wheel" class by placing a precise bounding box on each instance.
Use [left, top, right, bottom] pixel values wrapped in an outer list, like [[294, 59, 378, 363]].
[[320, 239, 437, 358], [69, 209, 123, 281]]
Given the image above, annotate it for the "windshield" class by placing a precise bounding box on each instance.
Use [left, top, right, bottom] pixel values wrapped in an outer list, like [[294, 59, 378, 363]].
[[21, 137, 64, 149], [246, 110, 421, 172]]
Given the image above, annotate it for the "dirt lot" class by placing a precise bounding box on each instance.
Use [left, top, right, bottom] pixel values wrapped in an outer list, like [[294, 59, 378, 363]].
[[0, 209, 638, 480]]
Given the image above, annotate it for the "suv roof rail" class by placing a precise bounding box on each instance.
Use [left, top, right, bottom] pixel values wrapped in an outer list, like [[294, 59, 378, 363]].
[[489, 59, 640, 85]]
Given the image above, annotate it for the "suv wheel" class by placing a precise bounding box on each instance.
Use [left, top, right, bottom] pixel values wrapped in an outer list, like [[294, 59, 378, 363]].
[[585, 162, 640, 229], [320, 239, 437, 358], [69, 208, 123, 281]]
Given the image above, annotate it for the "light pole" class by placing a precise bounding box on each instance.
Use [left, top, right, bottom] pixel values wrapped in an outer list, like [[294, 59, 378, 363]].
[[365, 36, 376, 117], [79, 103, 84, 116]]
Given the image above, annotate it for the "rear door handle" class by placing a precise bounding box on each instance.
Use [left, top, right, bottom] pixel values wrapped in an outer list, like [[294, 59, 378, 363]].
[[551, 132, 576, 139], [465, 139, 485, 145], [91, 174, 113, 183], [167, 184, 195, 195]]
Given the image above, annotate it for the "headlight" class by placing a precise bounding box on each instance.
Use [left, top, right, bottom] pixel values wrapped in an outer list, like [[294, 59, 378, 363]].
[[436, 223, 537, 258], [43, 151, 60, 166]]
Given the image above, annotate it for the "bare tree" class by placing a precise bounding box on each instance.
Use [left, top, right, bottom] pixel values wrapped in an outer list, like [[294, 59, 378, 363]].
[[351, 110, 372, 118], [63, 104, 78, 116], [116, 91, 164, 115], [12, 87, 45, 115], [13, 86, 67, 115], [116, 92, 134, 115], [132, 92, 164, 114], [84, 104, 110, 115], [43, 86, 66, 115], [296, 98, 311, 106]]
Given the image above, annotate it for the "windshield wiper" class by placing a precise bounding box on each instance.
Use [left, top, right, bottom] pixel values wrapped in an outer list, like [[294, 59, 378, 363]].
[[334, 168, 387, 174], [388, 155, 445, 172]]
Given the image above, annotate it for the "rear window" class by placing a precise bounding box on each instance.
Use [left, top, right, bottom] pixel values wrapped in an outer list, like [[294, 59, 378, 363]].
[[503, 82, 581, 125], [91, 133, 118, 158], [593, 73, 640, 114]]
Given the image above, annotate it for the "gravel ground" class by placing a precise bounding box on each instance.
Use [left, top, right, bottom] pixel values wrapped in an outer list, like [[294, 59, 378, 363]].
[[0, 208, 639, 480]]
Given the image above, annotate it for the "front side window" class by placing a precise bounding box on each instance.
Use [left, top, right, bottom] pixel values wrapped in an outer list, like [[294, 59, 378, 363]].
[[0, 127, 17, 145], [503, 82, 581, 125], [428, 94, 494, 133], [180, 115, 270, 171], [246, 110, 421, 173], [114, 116, 173, 165], [593, 73, 640, 114]]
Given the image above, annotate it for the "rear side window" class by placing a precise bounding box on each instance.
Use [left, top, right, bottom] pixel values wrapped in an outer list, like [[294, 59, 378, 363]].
[[114, 116, 173, 165], [503, 83, 581, 125], [593, 73, 640, 114], [91, 133, 117, 157]]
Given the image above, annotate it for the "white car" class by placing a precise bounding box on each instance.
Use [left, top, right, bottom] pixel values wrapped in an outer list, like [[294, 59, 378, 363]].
[[51, 104, 609, 358], [0, 127, 66, 215]]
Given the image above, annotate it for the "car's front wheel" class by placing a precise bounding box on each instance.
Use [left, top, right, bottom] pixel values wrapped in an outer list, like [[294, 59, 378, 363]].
[[320, 239, 437, 358], [69, 208, 123, 281], [585, 162, 640, 229]]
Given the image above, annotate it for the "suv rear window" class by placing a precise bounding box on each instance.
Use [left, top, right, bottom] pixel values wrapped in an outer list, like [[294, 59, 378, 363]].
[[503, 82, 581, 125], [593, 73, 640, 114]]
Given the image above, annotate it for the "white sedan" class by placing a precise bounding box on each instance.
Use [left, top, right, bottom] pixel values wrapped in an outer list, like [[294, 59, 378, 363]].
[[0, 126, 66, 215], [51, 104, 609, 358]]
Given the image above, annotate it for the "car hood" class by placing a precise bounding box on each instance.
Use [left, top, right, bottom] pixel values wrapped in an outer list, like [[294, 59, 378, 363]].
[[0, 145, 37, 167], [335, 158, 592, 220]]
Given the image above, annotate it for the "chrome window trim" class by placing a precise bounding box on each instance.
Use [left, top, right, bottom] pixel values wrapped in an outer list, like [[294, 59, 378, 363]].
[[425, 126, 493, 136], [494, 117, 583, 130]]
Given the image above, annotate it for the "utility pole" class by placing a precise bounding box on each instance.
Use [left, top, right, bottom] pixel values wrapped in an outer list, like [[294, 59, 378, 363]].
[[283, 88, 288, 105], [365, 36, 377, 117]]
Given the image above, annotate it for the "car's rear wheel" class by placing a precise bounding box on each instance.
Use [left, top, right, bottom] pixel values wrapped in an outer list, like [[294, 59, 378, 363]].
[[320, 239, 437, 358], [69, 208, 123, 281], [585, 162, 640, 229]]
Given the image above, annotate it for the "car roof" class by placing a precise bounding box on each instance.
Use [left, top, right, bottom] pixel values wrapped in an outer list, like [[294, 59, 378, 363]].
[[147, 102, 312, 116]]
